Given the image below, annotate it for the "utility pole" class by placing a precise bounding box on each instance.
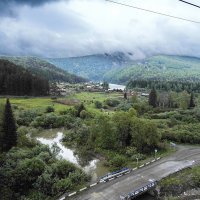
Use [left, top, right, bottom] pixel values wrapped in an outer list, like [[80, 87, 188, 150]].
[[136, 157, 139, 166], [155, 149, 157, 159]]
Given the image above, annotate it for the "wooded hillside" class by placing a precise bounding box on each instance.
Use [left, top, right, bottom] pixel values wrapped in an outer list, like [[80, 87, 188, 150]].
[[0, 59, 49, 96]]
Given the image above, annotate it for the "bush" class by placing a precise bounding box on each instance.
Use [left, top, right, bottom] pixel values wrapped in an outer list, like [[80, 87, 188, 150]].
[[116, 102, 132, 111], [31, 114, 77, 129], [46, 106, 55, 113], [80, 110, 92, 119], [105, 99, 120, 107], [0, 145, 89, 198], [95, 101, 103, 109], [16, 109, 40, 126], [52, 178, 72, 194], [109, 154, 127, 170], [17, 126, 37, 148]]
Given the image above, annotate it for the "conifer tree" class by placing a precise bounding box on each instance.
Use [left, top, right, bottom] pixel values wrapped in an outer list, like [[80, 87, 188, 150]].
[[149, 88, 157, 108], [189, 93, 195, 108], [2, 99, 17, 151]]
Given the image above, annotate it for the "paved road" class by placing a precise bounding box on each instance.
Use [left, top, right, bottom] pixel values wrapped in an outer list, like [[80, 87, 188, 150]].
[[67, 145, 200, 200]]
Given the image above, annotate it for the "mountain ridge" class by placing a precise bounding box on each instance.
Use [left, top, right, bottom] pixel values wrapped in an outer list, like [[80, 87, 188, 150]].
[[46, 52, 134, 81], [46, 53, 200, 83], [0, 56, 87, 83]]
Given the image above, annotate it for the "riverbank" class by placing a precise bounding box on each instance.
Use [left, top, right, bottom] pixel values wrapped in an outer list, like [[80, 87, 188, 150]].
[[157, 166, 200, 200]]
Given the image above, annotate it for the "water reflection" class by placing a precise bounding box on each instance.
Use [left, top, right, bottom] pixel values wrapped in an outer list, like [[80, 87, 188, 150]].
[[36, 132, 109, 182], [109, 83, 125, 90], [37, 132, 78, 164]]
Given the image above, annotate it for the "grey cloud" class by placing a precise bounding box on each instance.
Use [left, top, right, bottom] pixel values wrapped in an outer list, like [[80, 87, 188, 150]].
[[0, 0, 61, 16], [0, 0, 200, 58], [0, 0, 58, 7]]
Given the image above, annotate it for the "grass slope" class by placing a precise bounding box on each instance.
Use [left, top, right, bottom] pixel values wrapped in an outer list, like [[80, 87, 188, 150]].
[[104, 55, 200, 84], [0, 56, 87, 83]]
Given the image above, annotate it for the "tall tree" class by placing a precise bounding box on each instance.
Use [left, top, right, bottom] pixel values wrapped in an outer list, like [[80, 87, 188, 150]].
[[2, 99, 17, 151], [124, 92, 128, 100], [0, 103, 4, 152], [149, 88, 157, 108], [102, 82, 109, 90], [189, 92, 195, 108]]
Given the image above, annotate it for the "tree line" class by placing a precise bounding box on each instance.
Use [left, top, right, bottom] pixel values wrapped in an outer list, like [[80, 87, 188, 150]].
[[127, 79, 200, 93], [0, 59, 49, 96], [149, 88, 195, 109]]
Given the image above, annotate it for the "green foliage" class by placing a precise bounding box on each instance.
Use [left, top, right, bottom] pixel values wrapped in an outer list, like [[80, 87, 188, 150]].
[[31, 113, 76, 129], [127, 79, 200, 93], [47, 53, 130, 81], [0, 101, 4, 152], [149, 88, 157, 108], [0, 144, 88, 198], [95, 101, 103, 109], [179, 91, 190, 110], [112, 111, 133, 147], [131, 118, 160, 152], [90, 115, 117, 150], [105, 98, 120, 107], [75, 103, 85, 117], [189, 93, 195, 108], [17, 126, 37, 148], [63, 124, 89, 146], [80, 110, 92, 119], [102, 81, 109, 90], [16, 109, 41, 126], [105, 55, 200, 84], [0, 59, 49, 96], [0, 56, 87, 83], [160, 166, 200, 197], [2, 99, 17, 152], [46, 106, 55, 113], [162, 123, 200, 144], [109, 154, 127, 170], [133, 102, 152, 115], [116, 102, 132, 111]]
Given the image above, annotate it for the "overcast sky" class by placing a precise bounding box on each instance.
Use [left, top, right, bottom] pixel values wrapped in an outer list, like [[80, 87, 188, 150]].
[[0, 0, 200, 59]]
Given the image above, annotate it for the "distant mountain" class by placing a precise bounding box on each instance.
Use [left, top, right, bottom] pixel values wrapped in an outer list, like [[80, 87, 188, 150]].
[[104, 55, 200, 84], [46, 52, 133, 81], [0, 56, 87, 83]]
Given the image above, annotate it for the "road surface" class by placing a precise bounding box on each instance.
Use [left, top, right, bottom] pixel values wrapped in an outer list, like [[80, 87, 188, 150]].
[[64, 145, 200, 200]]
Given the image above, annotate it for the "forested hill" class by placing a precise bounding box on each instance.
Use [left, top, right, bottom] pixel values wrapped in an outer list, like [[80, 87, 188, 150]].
[[0, 59, 49, 96], [104, 55, 200, 84], [0, 56, 87, 83], [47, 52, 133, 81]]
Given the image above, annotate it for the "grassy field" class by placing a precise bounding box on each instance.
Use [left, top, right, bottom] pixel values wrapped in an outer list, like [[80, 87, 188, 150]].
[[0, 97, 69, 113], [68, 91, 124, 113], [0, 92, 124, 113], [72, 92, 122, 102]]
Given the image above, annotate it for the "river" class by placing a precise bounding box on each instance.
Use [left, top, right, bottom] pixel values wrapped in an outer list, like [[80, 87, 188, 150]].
[[109, 83, 126, 90], [35, 131, 109, 182], [35, 130, 156, 199]]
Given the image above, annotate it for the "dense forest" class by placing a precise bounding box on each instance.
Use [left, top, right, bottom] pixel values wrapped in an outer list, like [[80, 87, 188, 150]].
[[0, 59, 49, 96], [127, 79, 200, 93], [0, 56, 87, 83], [47, 52, 132, 80], [104, 55, 200, 84]]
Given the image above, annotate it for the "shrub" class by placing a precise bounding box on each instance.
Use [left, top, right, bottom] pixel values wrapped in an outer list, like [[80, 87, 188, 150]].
[[16, 109, 40, 126], [95, 101, 103, 109], [109, 154, 127, 170], [46, 106, 55, 113], [17, 126, 37, 148], [80, 110, 93, 119], [105, 99, 120, 107]]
